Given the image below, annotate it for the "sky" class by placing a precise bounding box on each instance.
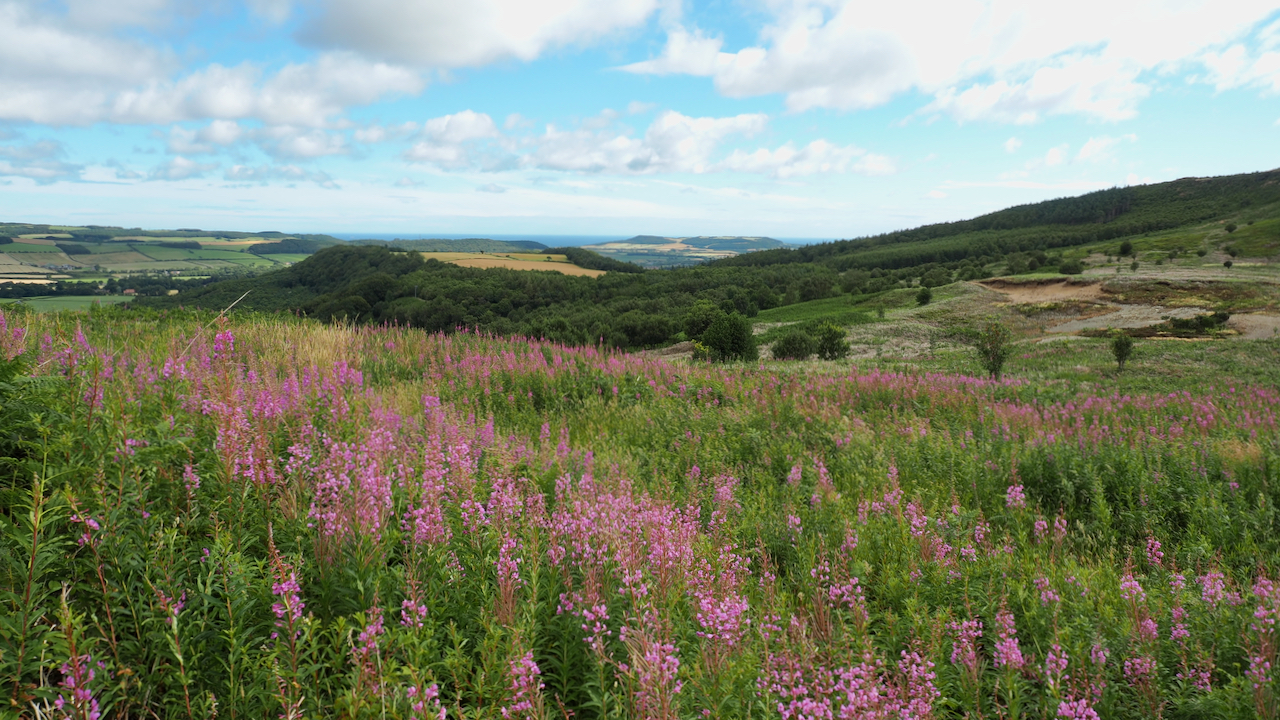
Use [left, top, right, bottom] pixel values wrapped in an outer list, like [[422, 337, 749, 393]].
[[1, 0, 1279, 239]]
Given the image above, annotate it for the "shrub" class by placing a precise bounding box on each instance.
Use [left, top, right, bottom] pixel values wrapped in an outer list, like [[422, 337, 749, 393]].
[[920, 267, 951, 288], [916, 286, 932, 306], [814, 322, 850, 361], [1130, 261, 1139, 272], [1197, 248, 1208, 257], [1226, 246, 1239, 258], [701, 311, 757, 362], [876, 305, 886, 321], [1224, 260, 1233, 269], [771, 330, 815, 360], [1119, 240, 1133, 256], [683, 300, 725, 341], [1111, 332, 1134, 370], [1058, 259, 1084, 275], [1225, 223, 1237, 233], [973, 319, 1013, 380]]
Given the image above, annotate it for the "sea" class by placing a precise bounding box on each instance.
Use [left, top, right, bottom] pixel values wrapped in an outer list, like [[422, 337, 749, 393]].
[[329, 233, 834, 247]]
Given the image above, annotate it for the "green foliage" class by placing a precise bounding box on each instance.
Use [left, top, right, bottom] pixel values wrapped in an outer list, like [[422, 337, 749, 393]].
[[1130, 260, 1140, 271], [158, 240, 203, 250], [545, 247, 644, 274], [54, 243, 91, 255], [1225, 260, 1234, 269], [1119, 240, 1134, 256], [701, 311, 757, 361], [1197, 248, 1209, 257], [1226, 223, 1238, 233], [1110, 332, 1134, 370], [771, 330, 815, 360], [916, 286, 932, 306], [683, 300, 725, 341], [1058, 259, 1085, 274], [919, 267, 952, 287], [813, 322, 850, 361], [973, 318, 1014, 379], [0, 236, 12, 245]]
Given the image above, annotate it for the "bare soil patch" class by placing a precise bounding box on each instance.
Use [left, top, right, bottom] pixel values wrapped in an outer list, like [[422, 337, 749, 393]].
[[1229, 314, 1280, 340], [978, 279, 1103, 303]]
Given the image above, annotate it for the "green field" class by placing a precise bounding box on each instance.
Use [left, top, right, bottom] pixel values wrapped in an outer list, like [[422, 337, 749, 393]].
[[2, 242, 61, 253], [0, 295, 131, 311]]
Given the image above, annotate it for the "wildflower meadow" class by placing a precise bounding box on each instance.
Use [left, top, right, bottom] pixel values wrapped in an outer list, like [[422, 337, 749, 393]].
[[1, 307, 1278, 719]]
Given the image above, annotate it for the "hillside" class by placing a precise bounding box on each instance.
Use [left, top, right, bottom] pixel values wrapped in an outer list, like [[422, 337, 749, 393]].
[[141, 168, 1279, 349], [349, 237, 549, 253]]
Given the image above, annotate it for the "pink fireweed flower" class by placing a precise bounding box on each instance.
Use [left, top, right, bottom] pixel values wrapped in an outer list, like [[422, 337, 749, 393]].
[[212, 329, 235, 359], [993, 608, 1025, 671], [950, 619, 983, 677], [54, 652, 100, 720], [407, 683, 446, 720], [1123, 655, 1157, 685], [500, 651, 545, 720], [1056, 697, 1101, 720], [1006, 484, 1027, 509], [1034, 517, 1049, 542], [1170, 606, 1190, 642], [0, 310, 28, 361], [1145, 536, 1164, 567], [1036, 577, 1061, 604], [270, 570, 305, 639], [1200, 572, 1227, 606], [1046, 644, 1069, 692], [1170, 573, 1187, 593], [899, 649, 941, 718], [1136, 617, 1159, 644], [1119, 574, 1146, 603]]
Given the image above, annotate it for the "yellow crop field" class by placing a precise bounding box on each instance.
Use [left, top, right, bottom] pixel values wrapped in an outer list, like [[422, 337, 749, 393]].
[[421, 252, 605, 277]]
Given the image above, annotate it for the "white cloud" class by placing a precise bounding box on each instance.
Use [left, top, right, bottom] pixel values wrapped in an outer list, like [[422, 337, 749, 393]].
[[404, 110, 512, 169], [150, 156, 218, 181], [112, 53, 423, 127], [926, 189, 947, 199], [247, 0, 292, 24], [1076, 133, 1137, 163], [0, 139, 81, 182], [253, 126, 350, 160], [225, 164, 337, 187], [477, 183, 507, 193], [0, 0, 422, 128], [1004, 137, 1022, 153], [720, 140, 895, 178], [166, 120, 245, 154], [301, 0, 668, 67], [622, 0, 1279, 121], [531, 110, 767, 174], [1044, 145, 1069, 168]]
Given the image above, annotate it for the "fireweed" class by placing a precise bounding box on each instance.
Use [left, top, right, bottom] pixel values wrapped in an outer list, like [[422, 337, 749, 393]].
[[0, 309, 1276, 718]]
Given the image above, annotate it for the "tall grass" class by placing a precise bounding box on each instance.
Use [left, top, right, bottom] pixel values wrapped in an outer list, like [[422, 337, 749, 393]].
[[0, 306, 1277, 719]]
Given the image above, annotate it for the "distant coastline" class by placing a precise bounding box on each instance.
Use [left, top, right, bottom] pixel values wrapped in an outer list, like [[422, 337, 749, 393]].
[[329, 233, 834, 247]]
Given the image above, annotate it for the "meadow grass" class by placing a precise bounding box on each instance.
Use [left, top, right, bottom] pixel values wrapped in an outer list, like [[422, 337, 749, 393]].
[[0, 307, 1277, 719]]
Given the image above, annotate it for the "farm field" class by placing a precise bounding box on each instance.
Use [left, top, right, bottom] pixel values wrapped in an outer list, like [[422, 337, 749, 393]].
[[0, 295, 132, 311], [1, 307, 1278, 719], [423, 251, 607, 277]]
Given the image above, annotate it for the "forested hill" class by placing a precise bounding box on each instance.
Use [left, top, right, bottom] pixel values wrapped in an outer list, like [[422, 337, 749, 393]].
[[142, 168, 1280, 349], [715, 169, 1280, 271]]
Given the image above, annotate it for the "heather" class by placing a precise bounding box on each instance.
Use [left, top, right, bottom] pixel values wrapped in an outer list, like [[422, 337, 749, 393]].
[[1, 308, 1278, 719]]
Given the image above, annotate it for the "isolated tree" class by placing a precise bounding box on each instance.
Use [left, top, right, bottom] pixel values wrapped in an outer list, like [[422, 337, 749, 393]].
[[1226, 246, 1239, 258], [771, 330, 815, 360], [1058, 259, 1084, 275], [701, 312, 757, 362], [916, 286, 932, 306], [683, 300, 725, 341], [814, 322, 851, 361], [974, 319, 1013, 380], [1225, 223, 1238, 233], [1111, 332, 1134, 371], [1130, 260, 1139, 272], [1197, 248, 1208, 257], [1224, 260, 1234, 269], [1119, 240, 1133, 256]]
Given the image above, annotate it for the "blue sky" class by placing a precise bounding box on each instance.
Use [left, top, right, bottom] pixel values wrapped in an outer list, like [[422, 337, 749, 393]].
[[1, 0, 1279, 239]]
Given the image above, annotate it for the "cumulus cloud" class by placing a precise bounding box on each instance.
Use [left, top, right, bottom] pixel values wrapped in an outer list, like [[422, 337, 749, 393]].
[[1004, 137, 1022, 153], [622, 0, 1280, 121], [0, 0, 422, 128], [404, 110, 511, 169], [531, 110, 767, 174], [150, 156, 218, 181], [300, 0, 667, 67], [166, 120, 244, 154], [111, 52, 423, 127], [0, 138, 82, 182], [476, 183, 507, 193]]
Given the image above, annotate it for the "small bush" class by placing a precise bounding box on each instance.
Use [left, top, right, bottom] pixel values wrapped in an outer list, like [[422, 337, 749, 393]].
[[771, 330, 815, 360], [1119, 240, 1133, 256], [1224, 260, 1233, 269], [814, 322, 850, 361], [973, 319, 1013, 380], [701, 312, 758, 362], [1130, 261, 1139, 272], [1225, 223, 1237, 233], [916, 286, 932, 306], [1226, 246, 1239, 258], [1058, 259, 1084, 275], [1197, 248, 1208, 257], [1111, 332, 1134, 370]]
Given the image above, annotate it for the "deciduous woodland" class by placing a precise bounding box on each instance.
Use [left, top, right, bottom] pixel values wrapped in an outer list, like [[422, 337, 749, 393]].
[[1, 309, 1277, 719]]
